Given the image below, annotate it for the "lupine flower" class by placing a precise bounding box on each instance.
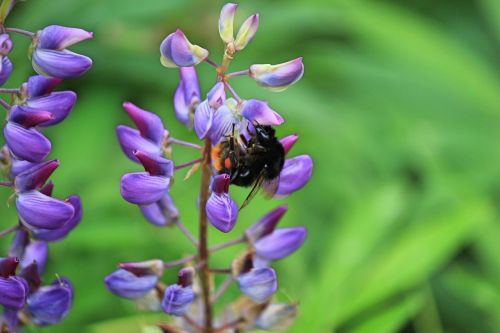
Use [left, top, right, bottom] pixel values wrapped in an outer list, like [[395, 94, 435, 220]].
[[279, 134, 299, 154], [218, 3, 238, 44], [27, 278, 73, 325], [194, 82, 226, 140], [234, 14, 259, 52], [140, 194, 179, 227], [120, 150, 173, 205], [249, 57, 304, 92], [19, 240, 48, 274], [105, 268, 158, 299], [206, 174, 238, 233], [237, 267, 277, 303], [8, 230, 29, 258], [117, 102, 165, 162], [161, 267, 195, 316], [3, 122, 51, 162], [254, 303, 298, 331], [173, 66, 200, 125], [240, 99, 284, 126], [32, 25, 93, 79], [0, 34, 13, 85], [245, 205, 288, 243], [254, 227, 307, 261], [267, 155, 313, 197], [0, 275, 29, 309], [160, 29, 208, 68]]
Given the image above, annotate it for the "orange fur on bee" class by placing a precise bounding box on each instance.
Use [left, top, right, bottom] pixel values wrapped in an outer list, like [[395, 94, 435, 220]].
[[211, 144, 223, 171], [224, 158, 232, 169]]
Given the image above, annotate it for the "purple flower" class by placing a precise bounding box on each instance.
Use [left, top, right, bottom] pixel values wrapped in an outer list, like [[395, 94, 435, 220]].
[[237, 267, 277, 303], [249, 57, 304, 92], [194, 82, 226, 140], [160, 29, 208, 68], [0, 55, 12, 86], [219, 3, 238, 43], [120, 151, 173, 205], [8, 230, 29, 258], [25, 75, 62, 99], [19, 241, 48, 274], [269, 155, 313, 197], [117, 102, 165, 162], [174, 66, 200, 125], [279, 134, 299, 154], [161, 267, 195, 317], [32, 195, 83, 241], [245, 205, 288, 243], [14, 159, 59, 192], [206, 174, 238, 233], [208, 102, 240, 144], [32, 25, 93, 79], [140, 194, 179, 227], [24, 91, 77, 127], [1, 308, 19, 332], [0, 34, 13, 56], [105, 269, 158, 299], [27, 278, 73, 325], [0, 276, 29, 310], [234, 14, 259, 51], [16, 190, 75, 230], [3, 122, 51, 163], [240, 99, 284, 126], [254, 227, 307, 261]]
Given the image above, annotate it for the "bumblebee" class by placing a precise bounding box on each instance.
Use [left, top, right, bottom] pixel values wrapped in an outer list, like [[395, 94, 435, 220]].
[[212, 124, 285, 208]]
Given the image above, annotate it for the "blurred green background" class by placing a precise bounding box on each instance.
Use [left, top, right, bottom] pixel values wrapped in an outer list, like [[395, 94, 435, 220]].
[[1, 0, 500, 332]]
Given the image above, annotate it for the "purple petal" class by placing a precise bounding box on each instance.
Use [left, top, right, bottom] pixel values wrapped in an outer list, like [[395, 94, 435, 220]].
[[2, 308, 19, 332], [105, 269, 158, 299], [211, 174, 230, 194], [20, 241, 48, 275], [10, 159, 37, 178], [161, 284, 194, 316], [38, 25, 93, 50], [27, 278, 73, 325], [8, 229, 29, 258], [194, 100, 214, 139], [32, 49, 92, 79], [0, 276, 28, 310], [120, 172, 170, 205], [206, 192, 238, 233], [245, 205, 288, 243], [237, 268, 277, 303], [9, 105, 54, 128], [4, 122, 51, 162], [234, 14, 259, 51], [241, 99, 283, 126], [16, 191, 75, 230], [26, 75, 62, 98], [274, 155, 313, 197], [160, 29, 208, 68], [40, 181, 55, 197], [122, 102, 165, 144], [207, 82, 226, 109], [14, 159, 59, 192], [249, 57, 304, 92], [134, 150, 173, 177], [0, 56, 12, 86], [32, 195, 82, 241], [209, 104, 239, 144], [19, 261, 42, 292], [279, 134, 299, 155], [254, 227, 307, 261], [26, 91, 77, 126], [116, 125, 161, 162], [140, 194, 179, 227]]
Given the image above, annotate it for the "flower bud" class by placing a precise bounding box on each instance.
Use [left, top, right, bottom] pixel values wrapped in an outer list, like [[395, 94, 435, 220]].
[[14, 159, 59, 192], [234, 14, 259, 51], [105, 268, 158, 299], [120, 172, 170, 205], [20, 240, 48, 274], [237, 267, 277, 303], [219, 3, 238, 43], [160, 29, 209, 68], [245, 205, 288, 243], [206, 174, 238, 233], [279, 134, 299, 155], [255, 303, 298, 331], [9, 106, 54, 128], [38, 25, 93, 50], [32, 195, 82, 241], [123, 102, 165, 145], [0, 276, 28, 310], [26, 91, 77, 126], [17, 191, 75, 230], [249, 57, 304, 92], [254, 227, 307, 261], [161, 283, 194, 316], [240, 100, 284, 126], [174, 67, 200, 125], [27, 277, 73, 325]]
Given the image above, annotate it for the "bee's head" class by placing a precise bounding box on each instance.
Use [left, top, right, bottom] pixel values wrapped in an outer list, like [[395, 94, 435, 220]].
[[254, 125, 275, 142]]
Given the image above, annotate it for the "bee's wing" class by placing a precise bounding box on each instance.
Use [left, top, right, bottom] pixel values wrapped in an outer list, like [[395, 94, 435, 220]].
[[262, 176, 280, 198], [240, 172, 266, 210]]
